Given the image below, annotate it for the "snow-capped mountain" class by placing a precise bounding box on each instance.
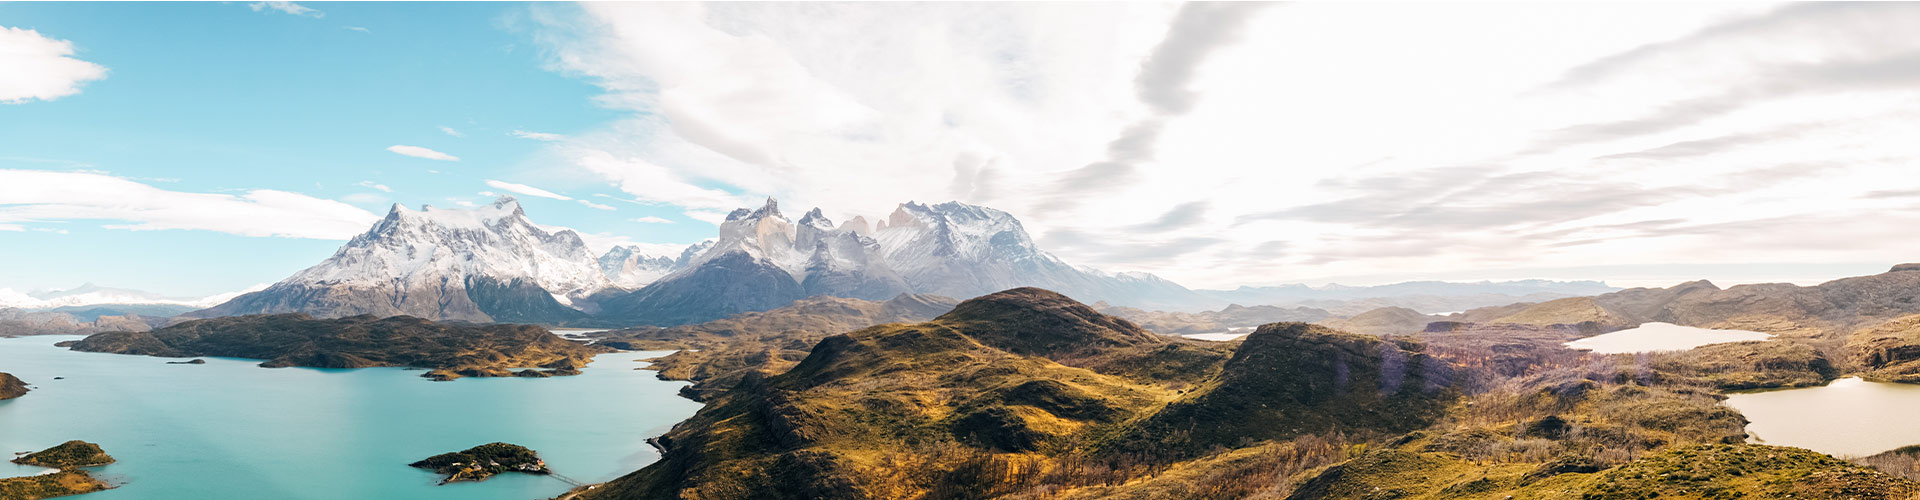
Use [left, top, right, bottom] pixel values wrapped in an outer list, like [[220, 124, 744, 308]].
[[193, 196, 614, 323], [601, 198, 1216, 326], [598, 245, 680, 289]]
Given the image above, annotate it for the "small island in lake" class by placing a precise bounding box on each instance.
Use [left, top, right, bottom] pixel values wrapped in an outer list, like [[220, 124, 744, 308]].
[[62, 314, 609, 380], [0, 441, 116, 499], [0, 372, 26, 400], [11, 441, 115, 469], [409, 442, 550, 484]]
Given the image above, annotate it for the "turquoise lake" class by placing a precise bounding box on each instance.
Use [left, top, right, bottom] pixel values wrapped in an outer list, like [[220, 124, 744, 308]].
[[0, 335, 702, 499]]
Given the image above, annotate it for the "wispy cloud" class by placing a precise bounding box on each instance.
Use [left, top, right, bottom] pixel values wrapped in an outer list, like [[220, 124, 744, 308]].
[[0, 27, 108, 104], [484, 179, 571, 201], [510, 130, 564, 141], [576, 199, 615, 211], [438, 126, 463, 138], [356, 181, 392, 193], [0, 169, 378, 239], [631, 216, 673, 224], [386, 145, 459, 161], [249, 1, 322, 18], [344, 26, 371, 34]]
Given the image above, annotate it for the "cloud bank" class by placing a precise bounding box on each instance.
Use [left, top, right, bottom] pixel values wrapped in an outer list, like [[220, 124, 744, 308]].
[[0, 169, 379, 239]]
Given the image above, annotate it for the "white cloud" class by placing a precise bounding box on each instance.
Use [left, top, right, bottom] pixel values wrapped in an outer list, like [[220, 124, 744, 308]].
[[511, 130, 565, 141], [438, 126, 464, 137], [0, 27, 109, 104], [0, 169, 379, 239], [250, 2, 322, 18], [631, 216, 673, 224], [484, 179, 571, 200], [573, 231, 697, 259], [577, 199, 615, 211], [344, 26, 371, 34], [357, 181, 391, 192], [386, 145, 460, 161], [528, 3, 1920, 288]]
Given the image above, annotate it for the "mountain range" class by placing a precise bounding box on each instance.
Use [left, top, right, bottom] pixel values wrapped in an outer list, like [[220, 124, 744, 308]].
[[13, 195, 1615, 330], [189, 197, 1217, 326]]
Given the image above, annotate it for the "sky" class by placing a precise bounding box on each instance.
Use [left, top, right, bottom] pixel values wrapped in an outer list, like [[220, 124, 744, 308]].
[[3, 2, 1918, 297]]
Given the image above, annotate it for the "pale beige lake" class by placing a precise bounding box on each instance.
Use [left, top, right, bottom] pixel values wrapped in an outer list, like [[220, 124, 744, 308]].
[[1724, 377, 1920, 458], [1563, 322, 1771, 354]]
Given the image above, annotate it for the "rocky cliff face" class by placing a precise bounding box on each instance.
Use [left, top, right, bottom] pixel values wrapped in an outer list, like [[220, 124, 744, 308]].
[[193, 196, 612, 324]]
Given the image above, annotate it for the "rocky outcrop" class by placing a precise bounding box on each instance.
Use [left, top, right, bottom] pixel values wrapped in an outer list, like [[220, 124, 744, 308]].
[[0, 372, 27, 400]]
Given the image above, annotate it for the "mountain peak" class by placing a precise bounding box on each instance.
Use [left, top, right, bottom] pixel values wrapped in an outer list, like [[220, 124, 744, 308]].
[[753, 197, 781, 219], [799, 207, 831, 228]]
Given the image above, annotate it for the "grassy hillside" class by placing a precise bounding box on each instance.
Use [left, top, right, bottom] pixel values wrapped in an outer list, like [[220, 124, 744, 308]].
[[568, 285, 1920, 499]]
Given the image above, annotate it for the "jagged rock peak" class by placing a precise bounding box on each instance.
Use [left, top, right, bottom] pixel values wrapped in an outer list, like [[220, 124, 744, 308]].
[[726, 197, 785, 222], [799, 208, 832, 228], [842, 216, 873, 236], [491, 195, 524, 214], [886, 202, 925, 229]]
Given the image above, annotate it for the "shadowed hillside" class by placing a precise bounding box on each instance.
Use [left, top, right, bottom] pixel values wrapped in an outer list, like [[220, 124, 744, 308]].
[[64, 314, 608, 380]]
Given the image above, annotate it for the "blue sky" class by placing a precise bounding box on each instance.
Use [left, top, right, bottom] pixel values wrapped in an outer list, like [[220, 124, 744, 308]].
[[1, 2, 713, 296], [6, 3, 1920, 297]]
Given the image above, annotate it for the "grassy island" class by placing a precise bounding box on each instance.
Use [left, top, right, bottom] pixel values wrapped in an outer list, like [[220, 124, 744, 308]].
[[409, 442, 550, 484]]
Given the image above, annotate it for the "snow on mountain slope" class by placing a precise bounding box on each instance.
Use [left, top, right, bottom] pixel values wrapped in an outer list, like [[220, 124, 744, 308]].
[[606, 198, 1217, 326], [194, 196, 612, 323], [285, 197, 610, 296], [599, 245, 680, 289]]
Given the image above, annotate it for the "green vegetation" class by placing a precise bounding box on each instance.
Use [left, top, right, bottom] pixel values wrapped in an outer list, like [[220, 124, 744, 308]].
[[0, 471, 112, 500], [62, 313, 607, 380], [592, 294, 958, 400], [1, 441, 116, 500], [409, 442, 549, 484], [1102, 323, 1456, 462], [12, 441, 115, 469], [569, 283, 1920, 499], [1646, 339, 1838, 390]]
